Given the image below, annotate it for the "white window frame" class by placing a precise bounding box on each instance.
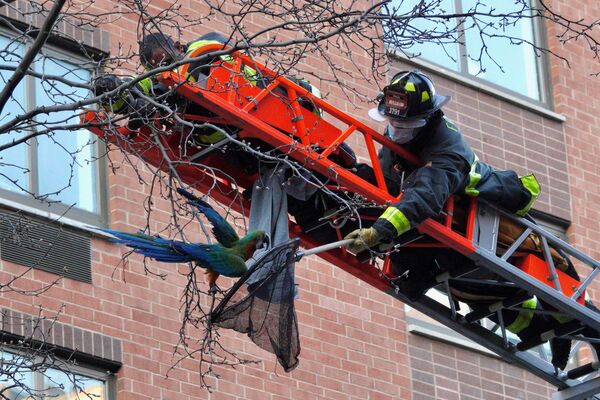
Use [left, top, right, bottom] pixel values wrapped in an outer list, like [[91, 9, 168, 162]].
[[0, 350, 116, 399], [0, 28, 108, 228], [385, 0, 557, 116]]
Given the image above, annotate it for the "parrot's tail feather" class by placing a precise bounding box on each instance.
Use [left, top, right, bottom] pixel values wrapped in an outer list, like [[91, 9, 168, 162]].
[[99, 228, 193, 263], [97, 227, 247, 277]]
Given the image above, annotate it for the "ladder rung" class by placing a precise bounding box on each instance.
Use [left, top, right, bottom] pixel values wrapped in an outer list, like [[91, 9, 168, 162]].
[[465, 292, 532, 323], [517, 320, 583, 352], [566, 361, 600, 380]]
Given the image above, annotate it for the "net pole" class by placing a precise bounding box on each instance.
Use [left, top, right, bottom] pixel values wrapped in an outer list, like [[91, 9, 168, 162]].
[[295, 239, 354, 260]]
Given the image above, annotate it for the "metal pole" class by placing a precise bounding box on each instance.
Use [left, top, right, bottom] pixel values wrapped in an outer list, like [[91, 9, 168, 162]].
[[295, 238, 354, 260]]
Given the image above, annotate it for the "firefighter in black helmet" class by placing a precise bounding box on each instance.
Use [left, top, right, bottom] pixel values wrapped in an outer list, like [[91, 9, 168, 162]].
[[344, 70, 540, 252]]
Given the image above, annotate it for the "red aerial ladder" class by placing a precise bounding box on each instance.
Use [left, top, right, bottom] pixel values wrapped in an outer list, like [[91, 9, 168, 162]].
[[84, 43, 600, 399]]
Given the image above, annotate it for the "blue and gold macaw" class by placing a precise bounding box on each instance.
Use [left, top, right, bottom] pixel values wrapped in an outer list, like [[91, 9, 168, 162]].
[[100, 188, 268, 286]]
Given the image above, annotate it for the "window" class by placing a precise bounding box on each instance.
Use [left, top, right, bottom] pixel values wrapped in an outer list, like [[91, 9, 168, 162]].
[[0, 31, 106, 226], [0, 351, 114, 399], [385, 0, 547, 103]]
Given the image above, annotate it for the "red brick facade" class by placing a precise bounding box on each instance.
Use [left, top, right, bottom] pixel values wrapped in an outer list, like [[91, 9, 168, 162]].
[[1, 1, 599, 399]]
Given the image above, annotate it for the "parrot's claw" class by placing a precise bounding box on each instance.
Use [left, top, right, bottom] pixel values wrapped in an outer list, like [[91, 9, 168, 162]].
[[205, 269, 221, 288]]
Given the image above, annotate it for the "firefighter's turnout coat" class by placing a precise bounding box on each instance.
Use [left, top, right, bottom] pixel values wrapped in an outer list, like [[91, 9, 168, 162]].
[[373, 112, 540, 242]]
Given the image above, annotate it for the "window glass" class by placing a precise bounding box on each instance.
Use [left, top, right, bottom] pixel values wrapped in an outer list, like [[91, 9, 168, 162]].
[[385, 0, 545, 102], [390, 0, 460, 71], [0, 352, 109, 400], [44, 367, 106, 400], [462, 0, 541, 100], [0, 32, 102, 220], [34, 56, 97, 212], [0, 352, 36, 399], [0, 35, 28, 192]]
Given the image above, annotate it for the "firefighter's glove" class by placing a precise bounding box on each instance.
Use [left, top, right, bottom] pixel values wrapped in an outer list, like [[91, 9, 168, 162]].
[[344, 227, 381, 253]]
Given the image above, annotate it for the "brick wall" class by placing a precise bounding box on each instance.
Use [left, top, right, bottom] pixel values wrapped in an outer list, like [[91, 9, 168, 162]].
[[408, 335, 553, 400], [548, 2, 600, 263], [1, 308, 122, 364], [0, 1, 598, 399]]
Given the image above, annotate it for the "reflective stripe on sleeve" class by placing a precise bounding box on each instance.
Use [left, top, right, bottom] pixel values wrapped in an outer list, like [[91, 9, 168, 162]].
[[186, 39, 225, 54], [516, 174, 541, 216], [379, 207, 411, 236], [464, 154, 481, 197], [136, 77, 153, 95], [198, 130, 226, 144], [185, 39, 258, 85]]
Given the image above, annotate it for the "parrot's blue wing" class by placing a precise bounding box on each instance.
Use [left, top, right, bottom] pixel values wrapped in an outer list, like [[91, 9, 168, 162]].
[[177, 188, 239, 247], [99, 228, 196, 263]]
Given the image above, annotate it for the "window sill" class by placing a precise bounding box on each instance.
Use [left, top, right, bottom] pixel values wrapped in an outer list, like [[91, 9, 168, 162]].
[[388, 51, 566, 123], [0, 196, 110, 240], [407, 316, 500, 358]]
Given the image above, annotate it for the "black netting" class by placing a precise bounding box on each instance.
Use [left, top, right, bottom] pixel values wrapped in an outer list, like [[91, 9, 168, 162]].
[[210, 238, 301, 372]]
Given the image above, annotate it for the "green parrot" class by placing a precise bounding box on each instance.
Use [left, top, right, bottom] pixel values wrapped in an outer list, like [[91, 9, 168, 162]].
[[100, 188, 268, 286]]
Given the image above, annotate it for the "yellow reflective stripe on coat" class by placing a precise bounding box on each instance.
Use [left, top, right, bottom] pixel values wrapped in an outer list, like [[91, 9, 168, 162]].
[[553, 292, 592, 324], [186, 39, 226, 54], [516, 174, 541, 216], [507, 297, 537, 334], [184, 39, 228, 84], [464, 154, 481, 196], [136, 77, 153, 95], [198, 130, 226, 144], [443, 116, 459, 132], [310, 83, 322, 99], [380, 207, 411, 236], [553, 313, 572, 324], [242, 65, 258, 85], [107, 96, 126, 113], [109, 77, 152, 112]]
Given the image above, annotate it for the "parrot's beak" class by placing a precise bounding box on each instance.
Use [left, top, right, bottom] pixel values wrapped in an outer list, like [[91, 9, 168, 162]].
[[259, 234, 270, 249]]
